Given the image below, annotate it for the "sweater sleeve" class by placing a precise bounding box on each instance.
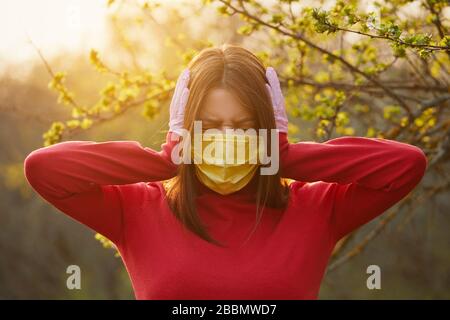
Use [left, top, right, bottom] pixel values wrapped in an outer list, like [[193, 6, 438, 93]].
[[278, 132, 427, 241], [23, 131, 180, 246]]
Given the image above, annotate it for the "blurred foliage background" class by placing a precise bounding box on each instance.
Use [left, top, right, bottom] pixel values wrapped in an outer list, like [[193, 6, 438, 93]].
[[1, 0, 449, 299]]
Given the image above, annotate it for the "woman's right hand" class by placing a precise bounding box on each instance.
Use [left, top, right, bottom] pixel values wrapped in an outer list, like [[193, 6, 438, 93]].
[[169, 68, 190, 137]]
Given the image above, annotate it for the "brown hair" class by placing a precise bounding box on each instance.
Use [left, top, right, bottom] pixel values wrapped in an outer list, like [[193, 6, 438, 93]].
[[163, 43, 290, 247]]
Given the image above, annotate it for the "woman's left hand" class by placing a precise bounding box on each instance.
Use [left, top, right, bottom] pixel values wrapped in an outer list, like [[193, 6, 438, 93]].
[[265, 67, 288, 133]]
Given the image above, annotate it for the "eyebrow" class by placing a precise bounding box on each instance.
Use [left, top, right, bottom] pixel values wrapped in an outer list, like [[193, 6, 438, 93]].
[[200, 117, 255, 124], [235, 117, 256, 124]]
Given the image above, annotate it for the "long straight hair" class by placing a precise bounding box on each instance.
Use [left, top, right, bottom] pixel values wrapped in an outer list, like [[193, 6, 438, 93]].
[[163, 44, 290, 247]]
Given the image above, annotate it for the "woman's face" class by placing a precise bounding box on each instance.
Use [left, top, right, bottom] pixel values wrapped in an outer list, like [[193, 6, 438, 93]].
[[197, 88, 256, 132]]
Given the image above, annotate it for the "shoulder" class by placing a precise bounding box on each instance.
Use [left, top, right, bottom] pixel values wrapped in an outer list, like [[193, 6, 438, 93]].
[[289, 180, 342, 209], [103, 181, 166, 209], [289, 180, 339, 195]]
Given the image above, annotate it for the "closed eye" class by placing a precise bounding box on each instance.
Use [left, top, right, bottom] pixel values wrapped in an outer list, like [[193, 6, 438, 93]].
[[198, 119, 256, 130]]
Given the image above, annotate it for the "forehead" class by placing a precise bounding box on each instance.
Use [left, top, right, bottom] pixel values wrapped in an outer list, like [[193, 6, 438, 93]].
[[198, 88, 253, 121]]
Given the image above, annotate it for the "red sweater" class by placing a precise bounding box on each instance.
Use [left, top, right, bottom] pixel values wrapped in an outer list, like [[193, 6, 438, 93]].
[[23, 132, 427, 299]]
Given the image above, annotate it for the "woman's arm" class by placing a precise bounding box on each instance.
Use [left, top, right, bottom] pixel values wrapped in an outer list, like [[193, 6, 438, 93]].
[[24, 68, 190, 246], [23, 132, 180, 245], [266, 66, 426, 241], [278, 132, 427, 241]]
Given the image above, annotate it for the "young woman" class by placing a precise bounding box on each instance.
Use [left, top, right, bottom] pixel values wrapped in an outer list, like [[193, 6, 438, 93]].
[[24, 44, 427, 300]]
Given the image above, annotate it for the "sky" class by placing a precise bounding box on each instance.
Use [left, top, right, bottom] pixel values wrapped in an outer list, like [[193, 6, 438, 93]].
[[0, 0, 446, 78], [0, 0, 110, 77], [0, 0, 191, 78]]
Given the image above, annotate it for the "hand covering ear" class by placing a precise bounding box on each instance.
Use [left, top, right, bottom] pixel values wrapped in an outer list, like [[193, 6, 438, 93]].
[[265, 66, 288, 133], [168, 68, 190, 136]]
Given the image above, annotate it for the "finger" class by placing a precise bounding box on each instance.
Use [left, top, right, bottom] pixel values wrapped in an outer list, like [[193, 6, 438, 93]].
[[177, 87, 190, 116], [266, 67, 281, 93], [171, 68, 190, 112], [265, 83, 274, 106], [178, 68, 190, 89], [266, 67, 283, 106]]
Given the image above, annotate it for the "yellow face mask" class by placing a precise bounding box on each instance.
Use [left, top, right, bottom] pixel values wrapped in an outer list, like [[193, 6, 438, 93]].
[[191, 132, 265, 195]]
